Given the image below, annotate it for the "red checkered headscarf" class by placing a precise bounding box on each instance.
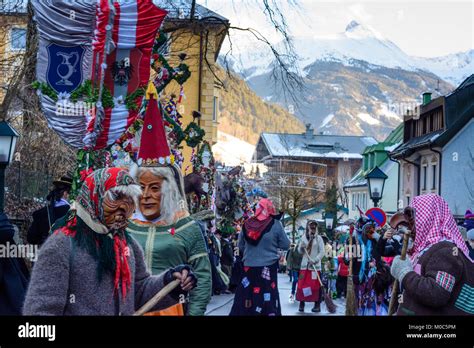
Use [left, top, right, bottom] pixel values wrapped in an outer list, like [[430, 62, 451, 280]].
[[410, 194, 472, 263], [76, 167, 137, 226], [255, 198, 276, 221]]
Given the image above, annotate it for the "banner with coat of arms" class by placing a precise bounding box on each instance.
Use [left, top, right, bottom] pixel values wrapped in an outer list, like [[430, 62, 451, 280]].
[[33, 0, 167, 150], [33, 0, 96, 148]]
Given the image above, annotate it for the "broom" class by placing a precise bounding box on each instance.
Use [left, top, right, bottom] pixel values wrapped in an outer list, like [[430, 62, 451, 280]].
[[345, 226, 358, 316], [304, 248, 337, 314], [387, 228, 411, 316], [134, 279, 181, 316]]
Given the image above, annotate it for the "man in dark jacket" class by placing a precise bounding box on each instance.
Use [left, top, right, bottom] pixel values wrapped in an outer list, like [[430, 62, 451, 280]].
[[377, 228, 402, 256], [219, 231, 234, 278], [0, 213, 29, 315], [27, 176, 72, 246]]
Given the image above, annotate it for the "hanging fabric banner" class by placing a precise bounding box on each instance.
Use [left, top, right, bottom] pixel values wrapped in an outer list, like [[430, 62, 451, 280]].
[[34, 0, 167, 150], [33, 0, 97, 148], [86, 0, 168, 150]]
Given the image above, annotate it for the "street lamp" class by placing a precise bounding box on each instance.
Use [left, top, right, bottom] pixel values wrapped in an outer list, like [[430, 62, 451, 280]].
[[0, 120, 19, 212], [365, 166, 388, 208], [325, 212, 334, 239]]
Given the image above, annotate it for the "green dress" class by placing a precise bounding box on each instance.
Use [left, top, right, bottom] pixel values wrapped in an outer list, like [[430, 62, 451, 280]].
[[127, 216, 212, 316]]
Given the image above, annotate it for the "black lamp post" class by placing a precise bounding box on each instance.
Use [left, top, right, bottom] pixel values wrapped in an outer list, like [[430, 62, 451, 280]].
[[0, 121, 19, 212], [325, 212, 334, 239], [365, 166, 388, 208]]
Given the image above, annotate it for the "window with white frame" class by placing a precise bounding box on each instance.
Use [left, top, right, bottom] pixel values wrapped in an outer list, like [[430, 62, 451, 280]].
[[10, 27, 26, 50]]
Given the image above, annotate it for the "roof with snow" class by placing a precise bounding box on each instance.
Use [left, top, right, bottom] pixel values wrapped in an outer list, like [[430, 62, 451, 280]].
[[344, 157, 397, 188], [344, 123, 403, 188], [392, 74, 473, 157], [155, 0, 229, 22], [257, 130, 377, 160]]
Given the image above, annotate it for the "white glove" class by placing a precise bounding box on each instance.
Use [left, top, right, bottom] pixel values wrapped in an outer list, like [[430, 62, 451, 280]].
[[390, 255, 413, 283]]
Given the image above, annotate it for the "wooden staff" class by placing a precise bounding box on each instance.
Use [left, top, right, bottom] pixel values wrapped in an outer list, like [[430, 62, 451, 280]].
[[387, 229, 411, 316], [134, 279, 181, 316], [345, 229, 357, 316]]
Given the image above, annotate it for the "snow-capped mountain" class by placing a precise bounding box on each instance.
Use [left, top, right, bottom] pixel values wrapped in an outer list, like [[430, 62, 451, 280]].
[[414, 50, 474, 86], [231, 20, 473, 86], [218, 20, 469, 141]]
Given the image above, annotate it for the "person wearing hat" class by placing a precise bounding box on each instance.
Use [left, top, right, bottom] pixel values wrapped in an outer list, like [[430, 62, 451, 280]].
[[23, 167, 197, 315], [296, 219, 325, 313], [463, 209, 474, 232], [27, 175, 72, 247], [390, 194, 474, 315], [466, 229, 474, 260], [126, 89, 212, 316]]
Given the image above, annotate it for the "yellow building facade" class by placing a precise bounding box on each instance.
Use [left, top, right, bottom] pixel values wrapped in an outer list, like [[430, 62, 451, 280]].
[[161, 23, 227, 174], [0, 6, 27, 103]]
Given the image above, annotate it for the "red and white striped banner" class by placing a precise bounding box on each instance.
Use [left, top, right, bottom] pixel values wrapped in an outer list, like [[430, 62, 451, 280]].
[[87, 0, 167, 149]]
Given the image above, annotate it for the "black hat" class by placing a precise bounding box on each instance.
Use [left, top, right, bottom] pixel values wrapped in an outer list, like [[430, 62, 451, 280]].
[[53, 176, 73, 188]]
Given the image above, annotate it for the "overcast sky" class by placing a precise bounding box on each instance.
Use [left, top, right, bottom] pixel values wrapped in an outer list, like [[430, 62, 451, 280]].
[[198, 0, 473, 58]]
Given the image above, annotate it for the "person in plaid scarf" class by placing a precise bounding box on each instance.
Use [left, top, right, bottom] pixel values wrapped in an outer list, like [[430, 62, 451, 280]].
[[390, 194, 474, 315]]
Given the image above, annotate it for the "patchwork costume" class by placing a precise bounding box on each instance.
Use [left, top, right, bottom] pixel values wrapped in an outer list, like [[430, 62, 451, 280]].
[[230, 199, 290, 316]]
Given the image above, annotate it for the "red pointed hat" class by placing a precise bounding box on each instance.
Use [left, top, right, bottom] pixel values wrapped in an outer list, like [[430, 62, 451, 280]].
[[137, 96, 173, 167]]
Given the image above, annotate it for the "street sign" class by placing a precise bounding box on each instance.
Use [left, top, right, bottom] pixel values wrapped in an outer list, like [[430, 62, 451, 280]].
[[366, 207, 387, 227]]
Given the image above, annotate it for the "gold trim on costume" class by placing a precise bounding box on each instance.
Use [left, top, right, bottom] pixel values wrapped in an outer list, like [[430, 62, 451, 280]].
[[145, 226, 156, 270], [188, 252, 208, 262]]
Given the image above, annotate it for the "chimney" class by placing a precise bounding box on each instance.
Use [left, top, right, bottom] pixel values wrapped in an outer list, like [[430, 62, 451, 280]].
[[305, 123, 314, 138], [422, 92, 432, 105]]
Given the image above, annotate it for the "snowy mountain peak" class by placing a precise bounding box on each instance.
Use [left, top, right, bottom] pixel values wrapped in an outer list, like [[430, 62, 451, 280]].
[[345, 20, 361, 32], [344, 20, 384, 40]]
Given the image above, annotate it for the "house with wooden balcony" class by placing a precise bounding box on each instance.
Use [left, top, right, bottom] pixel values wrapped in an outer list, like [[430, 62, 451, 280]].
[[390, 75, 474, 218]]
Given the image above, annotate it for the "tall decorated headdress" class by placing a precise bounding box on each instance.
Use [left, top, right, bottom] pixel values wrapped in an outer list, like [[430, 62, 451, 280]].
[[137, 83, 174, 167]]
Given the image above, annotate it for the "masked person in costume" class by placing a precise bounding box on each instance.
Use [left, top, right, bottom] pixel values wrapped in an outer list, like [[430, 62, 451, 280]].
[[230, 198, 290, 316], [390, 194, 474, 316], [296, 220, 325, 313], [126, 92, 211, 316], [23, 167, 196, 315]]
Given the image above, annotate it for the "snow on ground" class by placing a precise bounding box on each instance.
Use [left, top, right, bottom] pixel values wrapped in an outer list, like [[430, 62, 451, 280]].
[[205, 273, 346, 316], [357, 112, 381, 125], [212, 132, 261, 174]]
